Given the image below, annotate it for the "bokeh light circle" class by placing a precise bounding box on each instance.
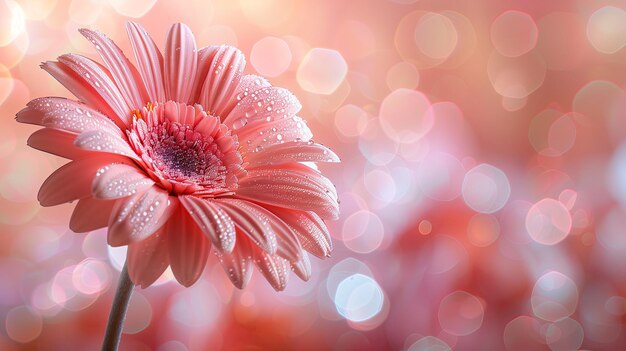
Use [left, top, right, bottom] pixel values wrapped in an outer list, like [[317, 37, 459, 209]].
[[487, 51, 546, 98], [503, 316, 544, 351], [72, 259, 111, 295], [386, 62, 420, 91], [379, 88, 433, 143], [437, 291, 484, 336], [586, 6, 626, 54], [414, 12, 458, 60], [334, 104, 368, 138], [531, 271, 579, 322], [5, 305, 43, 343], [407, 336, 452, 351], [529, 109, 577, 157], [123, 292, 153, 334], [250, 36, 292, 77], [364, 168, 396, 205], [467, 214, 500, 247], [545, 318, 584, 351], [491, 11, 538, 57], [342, 210, 385, 254], [334, 273, 384, 322], [0, 0, 25, 46], [462, 163, 511, 214], [297, 48, 348, 95], [526, 198, 572, 245]]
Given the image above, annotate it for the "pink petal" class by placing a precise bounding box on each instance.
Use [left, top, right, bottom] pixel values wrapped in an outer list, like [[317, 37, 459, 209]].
[[92, 163, 154, 199], [17, 97, 122, 136], [164, 23, 197, 103], [166, 208, 210, 287], [236, 167, 339, 220], [214, 229, 253, 289], [126, 227, 169, 288], [245, 140, 340, 167], [198, 45, 245, 117], [39, 156, 123, 206], [179, 195, 235, 252], [108, 187, 177, 246], [235, 116, 313, 155], [291, 252, 311, 281], [162, 100, 210, 127], [214, 198, 278, 255], [70, 197, 118, 233], [283, 162, 339, 200], [190, 46, 219, 103], [251, 246, 290, 291], [27, 128, 85, 160], [224, 200, 303, 262], [223, 86, 300, 130], [43, 55, 130, 127], [269, 207, 332, 258], [235, 74, 271, 98], [79, 28, 148, 110], [74, 129, 141, 162], [126, 22, 166, 103]]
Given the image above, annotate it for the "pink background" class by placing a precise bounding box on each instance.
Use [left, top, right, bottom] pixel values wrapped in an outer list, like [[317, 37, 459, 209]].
[[2, 0, 626, 350]]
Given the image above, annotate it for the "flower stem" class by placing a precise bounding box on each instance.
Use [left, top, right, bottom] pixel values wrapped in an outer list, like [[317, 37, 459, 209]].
[[101, 262, 133, 351]]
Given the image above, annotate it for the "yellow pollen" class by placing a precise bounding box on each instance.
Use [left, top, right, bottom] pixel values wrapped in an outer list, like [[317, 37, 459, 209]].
[[132, 109, 142, 120], [146, 102, 155, 112]]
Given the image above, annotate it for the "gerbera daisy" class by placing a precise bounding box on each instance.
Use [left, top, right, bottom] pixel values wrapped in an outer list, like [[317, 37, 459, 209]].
[[17, 22, 339, 291]]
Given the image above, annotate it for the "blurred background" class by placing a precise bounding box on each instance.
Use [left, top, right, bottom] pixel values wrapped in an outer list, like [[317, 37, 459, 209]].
[[2, 0, 626, 349]]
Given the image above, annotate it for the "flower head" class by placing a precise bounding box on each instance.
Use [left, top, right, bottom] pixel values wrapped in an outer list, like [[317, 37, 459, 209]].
[[17, 23, 339, 290]]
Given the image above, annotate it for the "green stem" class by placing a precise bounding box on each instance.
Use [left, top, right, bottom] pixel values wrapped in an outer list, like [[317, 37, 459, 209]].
[[101, 262, 133, 351]]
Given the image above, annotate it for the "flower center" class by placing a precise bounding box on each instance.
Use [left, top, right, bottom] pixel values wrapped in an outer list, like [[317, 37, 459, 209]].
[[127, 101, 244, 195]]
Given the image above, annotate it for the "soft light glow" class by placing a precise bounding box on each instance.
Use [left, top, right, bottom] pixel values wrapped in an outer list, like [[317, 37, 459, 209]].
[[334, 273, 384, 322], [108, 0, 158, 18], [586, 6, 626, 54], [438, 291, 484, 336], [491, 11, 538, 57], [379, 89, 433, 144], [467, 214, 500, 247], [407, 336, 452, 351], [0, 0, 25, 46], [250, 36, 292, 77], [5, 306, 43, 343], [297, 48, 348, 95], [342, 210, 385, 254], [531, 271, 578, 322], [526, 198, 572, 245], [334, 104, 368, 138], [416, 152, 464, 201], [414, 12, 458, 60], [462, 164, 511, 214]]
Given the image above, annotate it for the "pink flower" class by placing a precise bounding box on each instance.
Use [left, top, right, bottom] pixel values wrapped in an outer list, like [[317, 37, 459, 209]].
[[17, 23, 339, 290]]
